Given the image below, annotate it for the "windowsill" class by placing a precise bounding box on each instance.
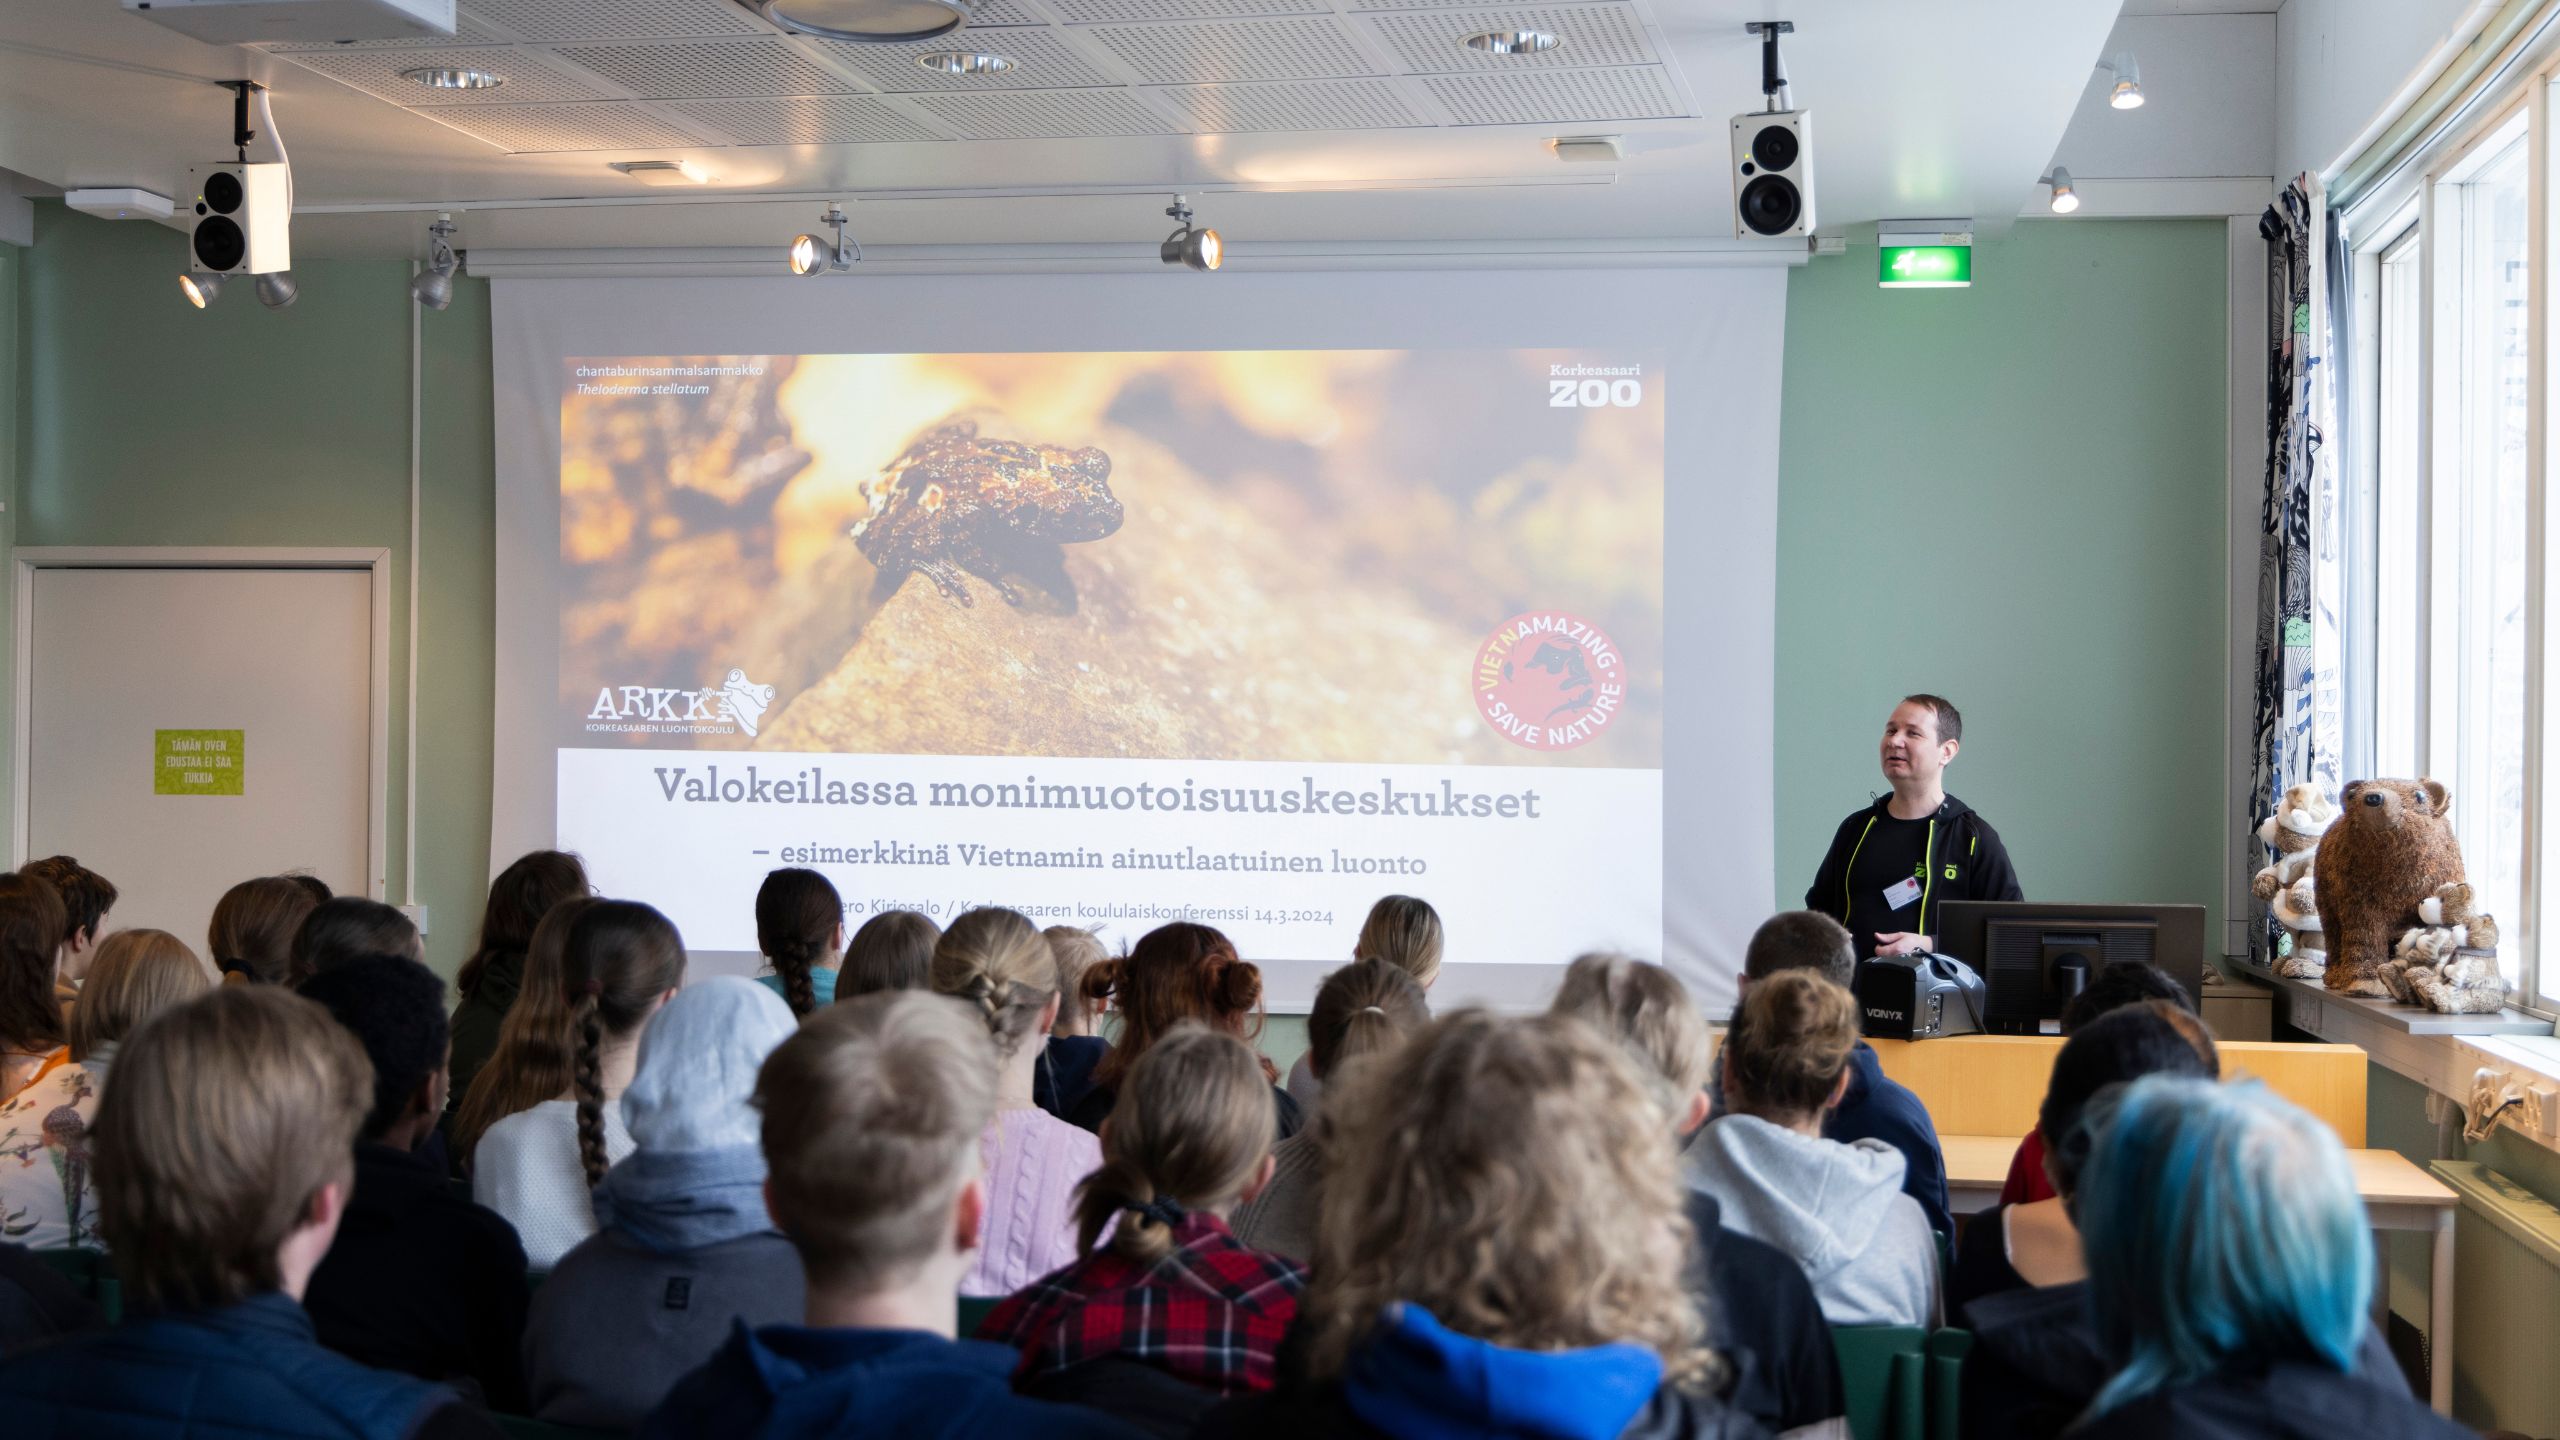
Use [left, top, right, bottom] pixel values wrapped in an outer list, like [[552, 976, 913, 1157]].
[[2227, 958, 2552, 1036]]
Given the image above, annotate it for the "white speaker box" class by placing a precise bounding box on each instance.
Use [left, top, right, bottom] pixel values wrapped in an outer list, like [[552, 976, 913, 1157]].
[[185, 163, 292, 277], [1730, 109, 1814, 239]]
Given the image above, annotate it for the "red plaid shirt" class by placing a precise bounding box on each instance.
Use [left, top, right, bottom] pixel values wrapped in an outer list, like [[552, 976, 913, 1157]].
[[976, 1211, 1305, 1395]]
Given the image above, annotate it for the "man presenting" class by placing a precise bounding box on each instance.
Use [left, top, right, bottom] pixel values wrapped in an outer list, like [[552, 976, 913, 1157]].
[[1808, 694, 2022, 959]]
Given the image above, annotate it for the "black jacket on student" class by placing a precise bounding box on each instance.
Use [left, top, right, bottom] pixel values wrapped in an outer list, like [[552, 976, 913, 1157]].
[[1806, 793, 2020, 958], [1684, 1192, 1842, 1436], [303, 1141, 533, 1412], [2068, 1357, 2471, 1440]]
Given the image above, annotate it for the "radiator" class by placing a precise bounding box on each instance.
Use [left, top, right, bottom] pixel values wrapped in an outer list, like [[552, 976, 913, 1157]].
[[2434, 1160, 2560, 1432]]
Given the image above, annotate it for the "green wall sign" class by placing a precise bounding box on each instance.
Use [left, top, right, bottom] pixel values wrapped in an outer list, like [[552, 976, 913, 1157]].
[[155, 729, 244, 796], [1879, 244, 1973, 289]]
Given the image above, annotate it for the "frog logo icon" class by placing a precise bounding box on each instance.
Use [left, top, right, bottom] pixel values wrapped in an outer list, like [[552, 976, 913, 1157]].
[[715, 668, 777, 738]]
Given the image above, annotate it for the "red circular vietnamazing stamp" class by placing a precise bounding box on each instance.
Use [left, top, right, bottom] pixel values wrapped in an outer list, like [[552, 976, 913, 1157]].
[[1474, 611, 1625, 751]]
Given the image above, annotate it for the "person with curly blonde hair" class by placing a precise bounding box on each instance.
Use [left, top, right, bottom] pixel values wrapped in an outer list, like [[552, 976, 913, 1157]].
[[1200, 1009, 1759, 1439]]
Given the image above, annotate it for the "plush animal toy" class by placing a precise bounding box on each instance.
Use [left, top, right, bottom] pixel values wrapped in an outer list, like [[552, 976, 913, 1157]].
[[2313, 779, 2465, 999], [2379, 882, 2510, 1014], [2253, 784, 2339, 979]]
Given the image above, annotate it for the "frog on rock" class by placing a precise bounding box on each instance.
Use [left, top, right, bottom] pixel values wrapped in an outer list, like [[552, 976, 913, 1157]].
[[850, 419, 1124, 607]]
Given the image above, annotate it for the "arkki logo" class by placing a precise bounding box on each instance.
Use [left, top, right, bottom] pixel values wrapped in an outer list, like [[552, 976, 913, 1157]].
[[584, 667, 778, 738]]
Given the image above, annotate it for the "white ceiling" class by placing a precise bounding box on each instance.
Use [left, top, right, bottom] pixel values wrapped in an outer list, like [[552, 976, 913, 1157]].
[[0, 0, 2123, 258]]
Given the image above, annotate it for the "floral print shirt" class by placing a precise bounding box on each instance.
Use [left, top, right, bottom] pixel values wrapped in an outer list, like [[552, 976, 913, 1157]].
[[0, 1057, 100, 1250]]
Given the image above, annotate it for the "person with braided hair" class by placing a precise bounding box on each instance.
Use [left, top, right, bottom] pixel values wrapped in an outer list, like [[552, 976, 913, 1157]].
[[1063, 922, 1301, 1143], [473, 900, 684, 1267], [927, 908, 1102, 1298], [754, 868, 844, 1017], [978, 1025, 1299, 1430]]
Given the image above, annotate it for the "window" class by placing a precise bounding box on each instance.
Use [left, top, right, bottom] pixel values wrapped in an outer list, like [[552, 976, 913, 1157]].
[[2373, 229, 2422, 778]]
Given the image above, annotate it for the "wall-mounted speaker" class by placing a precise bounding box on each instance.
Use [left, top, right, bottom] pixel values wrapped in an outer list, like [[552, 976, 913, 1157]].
[[184, 162, 291, 277], [1730, 109, 1814, 239]]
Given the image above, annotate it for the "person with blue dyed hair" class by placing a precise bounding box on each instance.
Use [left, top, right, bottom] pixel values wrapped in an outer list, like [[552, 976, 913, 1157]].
[[2068, 1076, 2470, 1439]]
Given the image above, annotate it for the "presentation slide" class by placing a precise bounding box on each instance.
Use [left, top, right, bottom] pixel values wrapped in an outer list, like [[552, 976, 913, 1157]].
[[550, 347, 1665, 973]]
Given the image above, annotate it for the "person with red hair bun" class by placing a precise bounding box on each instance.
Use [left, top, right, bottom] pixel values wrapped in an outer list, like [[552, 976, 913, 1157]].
[[1064, 923, 1300, 1143]]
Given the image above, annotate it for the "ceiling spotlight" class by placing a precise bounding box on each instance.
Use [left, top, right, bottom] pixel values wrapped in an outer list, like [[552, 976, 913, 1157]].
[[1466, 28, 1558, 55], [917, 51, 1014, 75], [402, 66, 504, 90], [2097, 51, 2142, 109], [412, 214, 459, 310], [788, 203, 860, 276], [748, 0, 970, 43], [1160, 196, 1221, 272], [2040, 167, 2080, 214], [179, 271, 223, 309], [256, 270, 298, 309]]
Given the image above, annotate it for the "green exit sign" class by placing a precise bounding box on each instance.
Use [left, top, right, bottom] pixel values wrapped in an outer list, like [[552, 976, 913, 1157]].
[[1879, 243, 1972, 288]]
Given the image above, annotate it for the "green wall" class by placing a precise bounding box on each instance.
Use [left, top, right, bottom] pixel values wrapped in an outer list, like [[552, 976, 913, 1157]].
[[1775, 220, 2232, 940]]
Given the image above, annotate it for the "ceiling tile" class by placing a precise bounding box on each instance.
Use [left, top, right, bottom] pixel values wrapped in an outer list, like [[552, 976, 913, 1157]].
[[416, 101, 708, 152], [964, 0, 1056, 21], [1367, 5, 1655, 74], [1042, 0, 1330, 18], [552, 38, 865, 98], [1083, 17, 1378, 83], [265, 13, 510, 48], [465, 0, 766, 43], [910, 87, 1180, 138], [808, 30, 1118, 91], [1419, 65, 1680, 124], [664, 94, 946, 143], [1152, 78, 1424, 131], [279, 46, 605, 105]]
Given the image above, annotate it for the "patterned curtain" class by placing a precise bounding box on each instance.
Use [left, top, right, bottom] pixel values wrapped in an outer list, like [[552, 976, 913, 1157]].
[[2252, 179, 2345, 963]]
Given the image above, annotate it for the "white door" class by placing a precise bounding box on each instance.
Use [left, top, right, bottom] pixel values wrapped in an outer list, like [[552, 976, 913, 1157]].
[[22, 565, 377, 950]]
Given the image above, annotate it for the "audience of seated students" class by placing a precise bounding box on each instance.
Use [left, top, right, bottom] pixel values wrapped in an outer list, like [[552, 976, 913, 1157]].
[[0, 874, 69, 1105], [1200, 1009, 1765, 1440], [1996, 959, 2195, 1206], [527, 977, 804, 1428], [756, 867, 844, 1016], [1689, 969, 1939, 1327], [980, 1024, 1298, 1433], [2067, 1076, 2469, 1440], [1282, 894, 1440, 1111], [298, 956, 532, 1412], [474, 900, 686, 1267], [1034, 924, 1111, 1120], [290, 896, 426, 986], [642, 992, 1141, 1440], [1067, 922, 1301, 1141], [0, 1239, 103, 1357], [837, 908, 940, 1000], [0, 926, 209, 1248], [451, 895, 602, 1173], [927, 908, 1101, 1299], [1734, 909, 1951, 1236], [1956, 1003, 2225, 1438], [19, 855, 116, 1017], [1232, 958, 1425, 1264], [1549, 952, 1846, 1439], [207, 873, 321, 985], [0, 986, 504, 1439], [448, 850, 591, 1115]]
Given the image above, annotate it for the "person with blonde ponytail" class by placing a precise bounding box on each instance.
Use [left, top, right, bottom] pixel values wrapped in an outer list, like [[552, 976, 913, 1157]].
[[979, 1026, 1301, 1422], [1232, 959, 1424, 1262], [1687, 970, 1938, 1327], [754, 868, 843, 1016], [927, 908, 1102, 1298], [1283, 895, 1441, 1110], [1032, 925, 1111, 1121], [473, 900, 685, 1267]]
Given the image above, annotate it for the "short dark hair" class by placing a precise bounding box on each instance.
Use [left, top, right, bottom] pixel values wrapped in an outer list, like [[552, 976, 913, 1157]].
[[19, 856, 116, 948], [290, 898, 422, 986], [2060, 961, 2193, 1033], [2042, 1001, 2218, 1200], [299, 956, 449, 1142], [1744, 910, 1856, 989], [1901, 694, 1963, 745]]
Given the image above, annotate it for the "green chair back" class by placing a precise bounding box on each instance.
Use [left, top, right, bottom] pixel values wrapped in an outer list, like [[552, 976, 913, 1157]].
[[1831, 1324, 1927, 1440], [1924, 1328, 1973, 1440], [32, 1247, 121, 1325], [956, 1296, 1001, 1337]]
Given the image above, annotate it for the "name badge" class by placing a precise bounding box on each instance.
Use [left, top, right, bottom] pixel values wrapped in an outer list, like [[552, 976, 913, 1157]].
[[1883, 876, 1923, 910]]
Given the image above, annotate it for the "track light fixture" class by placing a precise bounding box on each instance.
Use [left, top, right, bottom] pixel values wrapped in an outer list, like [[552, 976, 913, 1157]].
[[2096, 51, 2142, 109], [179, 271, 223, 308], [787, 203, 860, 276], [411, 215, 459, 310], [256, 270, 298, 309], [1160, 196, 1221, 272], [2040, 167, 2080, 214]]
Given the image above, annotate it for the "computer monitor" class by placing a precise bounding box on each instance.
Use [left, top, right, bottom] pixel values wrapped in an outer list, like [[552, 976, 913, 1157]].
[[1934, 901, 2207, 1035]]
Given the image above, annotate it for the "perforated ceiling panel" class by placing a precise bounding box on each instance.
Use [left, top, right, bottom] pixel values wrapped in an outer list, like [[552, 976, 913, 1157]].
[[1156, 78, 1421, 130], [266, 12, 509, 48], [1367, 5, 1655, 73], [1043, 0, 1331, 18], [553, 38, 861, 98], [963, 0, 1054, 22], [812, 30, 1117, 91], [911, 88, 1179, 139], [667, 95, 946, 144], [420, 101, 707, 152], [1084, 18, 1378, 84], [466, 0, 764, 42], [1420, 65, 1678, 124], [285, 46, 604, 105]]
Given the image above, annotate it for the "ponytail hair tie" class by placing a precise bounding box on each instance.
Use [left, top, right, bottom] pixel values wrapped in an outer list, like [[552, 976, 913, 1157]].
[[579, 978, 604, 998], [1359, 1005, 1386, 1016], [1132, 1197, 1188, 1229]]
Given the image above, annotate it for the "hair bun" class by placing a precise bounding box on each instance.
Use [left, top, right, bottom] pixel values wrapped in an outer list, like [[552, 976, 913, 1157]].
[[1214, 956, 1263, 1013], [1081, 958, 1123, 1005]]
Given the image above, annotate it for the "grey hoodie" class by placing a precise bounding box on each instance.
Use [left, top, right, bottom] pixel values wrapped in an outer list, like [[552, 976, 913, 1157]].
[[1685, 1113, 1939, 1328]]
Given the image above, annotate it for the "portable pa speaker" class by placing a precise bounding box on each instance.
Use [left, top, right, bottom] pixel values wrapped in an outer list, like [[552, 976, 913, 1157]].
[[1730, 109, 1814, 239], [1853, 953, 1985, 1041], [185, 162, 291, 276]]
